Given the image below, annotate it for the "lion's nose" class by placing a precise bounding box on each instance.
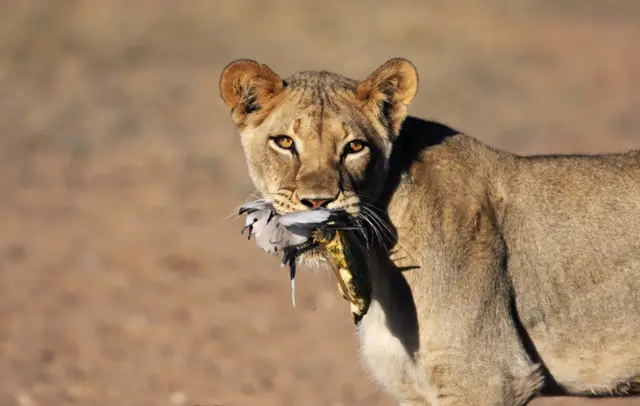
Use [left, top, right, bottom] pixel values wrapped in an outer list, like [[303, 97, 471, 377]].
[[300, 197, 335, 209]]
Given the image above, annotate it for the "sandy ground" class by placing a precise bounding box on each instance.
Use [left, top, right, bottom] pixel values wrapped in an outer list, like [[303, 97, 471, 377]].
[[0, 1, 639, 405]]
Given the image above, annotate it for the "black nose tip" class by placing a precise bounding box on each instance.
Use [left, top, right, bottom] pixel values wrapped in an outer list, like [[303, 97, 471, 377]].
[[300, 198, 333, 209]]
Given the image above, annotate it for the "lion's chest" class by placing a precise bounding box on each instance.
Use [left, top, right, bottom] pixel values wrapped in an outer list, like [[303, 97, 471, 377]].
[[356, 300, 429, 402]]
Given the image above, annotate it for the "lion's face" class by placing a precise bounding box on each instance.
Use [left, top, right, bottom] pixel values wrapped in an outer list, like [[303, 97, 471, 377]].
[[234, 88, 391, 218], [220, 58, 418, 220]]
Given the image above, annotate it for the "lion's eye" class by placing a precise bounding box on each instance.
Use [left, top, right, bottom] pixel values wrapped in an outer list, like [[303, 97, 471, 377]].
[[345, 140, 366, 154], [272, 135, 295, 150]]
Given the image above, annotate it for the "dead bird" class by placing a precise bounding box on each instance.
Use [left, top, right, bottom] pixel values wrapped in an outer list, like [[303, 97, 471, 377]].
[[239, 201, 372, 323]]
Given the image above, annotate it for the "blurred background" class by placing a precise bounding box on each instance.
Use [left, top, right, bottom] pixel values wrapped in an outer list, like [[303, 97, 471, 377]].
[[0, 1, 638, 406]]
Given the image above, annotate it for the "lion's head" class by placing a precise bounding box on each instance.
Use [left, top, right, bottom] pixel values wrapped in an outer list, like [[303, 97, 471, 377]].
[[220, 58, 418, 223]]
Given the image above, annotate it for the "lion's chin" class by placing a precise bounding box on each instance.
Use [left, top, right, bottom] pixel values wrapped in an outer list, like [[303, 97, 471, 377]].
[[295, 246, 332, 271]]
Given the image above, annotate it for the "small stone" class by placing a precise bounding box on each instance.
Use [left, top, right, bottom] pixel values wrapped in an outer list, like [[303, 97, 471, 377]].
[[169, 391, 186, 405], [123, 314, 148, 337], [16, 392, 33, 406]]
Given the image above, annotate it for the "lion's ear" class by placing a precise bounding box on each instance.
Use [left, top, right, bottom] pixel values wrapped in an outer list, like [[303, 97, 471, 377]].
[[219, 59, 285, 127], [356, 58, 418, 136]]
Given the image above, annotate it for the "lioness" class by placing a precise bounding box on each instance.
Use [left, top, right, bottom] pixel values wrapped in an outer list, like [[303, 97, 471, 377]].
[[219, 58, 640, 405]]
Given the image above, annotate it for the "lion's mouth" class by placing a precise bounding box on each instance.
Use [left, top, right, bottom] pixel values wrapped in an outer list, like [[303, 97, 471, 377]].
[[240, 200, 372, 323]]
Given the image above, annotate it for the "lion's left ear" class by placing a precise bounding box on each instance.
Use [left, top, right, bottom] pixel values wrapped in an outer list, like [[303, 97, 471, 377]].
[[219, 59, 286, 127], [356, 58, 419, 136]]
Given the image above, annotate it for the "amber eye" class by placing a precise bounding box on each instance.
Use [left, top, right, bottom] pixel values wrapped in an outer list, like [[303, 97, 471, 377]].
[[345, 140, 366, 154], [272, 135, 295, 150]]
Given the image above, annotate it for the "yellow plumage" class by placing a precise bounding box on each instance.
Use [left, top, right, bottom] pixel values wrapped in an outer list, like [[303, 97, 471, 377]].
[[312, 226, 372, 323]]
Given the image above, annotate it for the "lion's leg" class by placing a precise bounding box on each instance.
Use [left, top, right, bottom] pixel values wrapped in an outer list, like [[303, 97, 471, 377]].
[[412, 310, 544, 406], [405, 233, 546, 405], [412, 303, 545, 406], [413, 271, 543, 404], [419, 354, 541, 406]]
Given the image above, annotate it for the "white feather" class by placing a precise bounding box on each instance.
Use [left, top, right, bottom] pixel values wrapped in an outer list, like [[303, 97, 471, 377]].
[[278, 209, 333, 228]]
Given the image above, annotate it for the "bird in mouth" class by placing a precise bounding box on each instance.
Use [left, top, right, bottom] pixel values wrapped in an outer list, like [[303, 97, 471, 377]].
[[239, 201, 372, 324]]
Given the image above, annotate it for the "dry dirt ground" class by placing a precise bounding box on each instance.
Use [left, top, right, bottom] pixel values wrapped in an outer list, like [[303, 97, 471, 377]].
[[0, 1, 639, 406]]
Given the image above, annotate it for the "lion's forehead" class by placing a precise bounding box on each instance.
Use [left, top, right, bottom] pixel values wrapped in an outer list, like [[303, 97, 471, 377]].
[[263, 95, 362, 142], [277, 71, 361, 113], [285, 70, 358, 93]]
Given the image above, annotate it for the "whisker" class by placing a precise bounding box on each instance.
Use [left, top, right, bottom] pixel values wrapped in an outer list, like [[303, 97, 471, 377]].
[[368, 214, 394, 243], [356, 212, 388, 253], [222, 199, 262, 220], [358, 209, 393, 254], [360, 202, 397, 243], [352, 217, 370, 248], [361, 205, 395, 242], [360, 200, 387, 214], [357, 216, 374, 248], [222, 195, 272, 220], [328, 226, 367, 231]]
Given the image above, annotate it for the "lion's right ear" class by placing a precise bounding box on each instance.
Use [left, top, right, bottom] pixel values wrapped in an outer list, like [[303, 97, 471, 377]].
[[219, 59, 285, 127]]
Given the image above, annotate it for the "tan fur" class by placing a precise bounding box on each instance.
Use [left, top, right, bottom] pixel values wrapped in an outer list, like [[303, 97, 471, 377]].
[[220, 58, 640, 405]]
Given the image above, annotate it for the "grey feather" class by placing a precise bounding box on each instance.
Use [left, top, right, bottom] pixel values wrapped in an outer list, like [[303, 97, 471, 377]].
[[244, 208, 311, 255]]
